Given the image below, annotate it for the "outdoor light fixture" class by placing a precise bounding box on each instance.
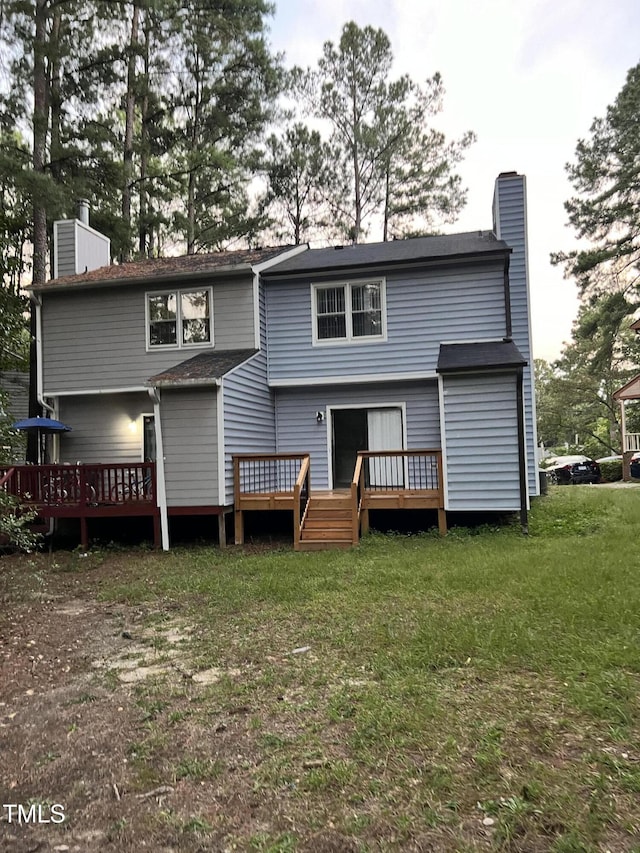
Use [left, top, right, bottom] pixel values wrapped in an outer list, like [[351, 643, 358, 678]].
[[129, 418, 138, 433], [316, 411, 324, 423]]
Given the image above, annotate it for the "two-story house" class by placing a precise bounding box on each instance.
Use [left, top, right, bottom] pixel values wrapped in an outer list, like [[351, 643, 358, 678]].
[[7, 172, 537, 550]]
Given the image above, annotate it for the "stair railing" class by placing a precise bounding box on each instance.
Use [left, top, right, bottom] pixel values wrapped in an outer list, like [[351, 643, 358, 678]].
[[351, 453, 365, 544], [293, 455, 311, 549]]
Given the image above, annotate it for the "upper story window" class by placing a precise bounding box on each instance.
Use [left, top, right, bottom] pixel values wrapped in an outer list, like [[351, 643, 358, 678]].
[[312, 279, 386, 345], [146, 288, 212, 349]]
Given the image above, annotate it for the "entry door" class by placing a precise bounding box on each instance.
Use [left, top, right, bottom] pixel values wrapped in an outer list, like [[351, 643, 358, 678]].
[[331, 407, 404, 489], [143, 415, 156, 462], [332, 409, 368, 489], [367, 408, 404, 487]]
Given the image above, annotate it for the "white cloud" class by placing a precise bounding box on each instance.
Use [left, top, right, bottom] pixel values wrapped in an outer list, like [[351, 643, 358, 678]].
[[269, 0, 640, 360]]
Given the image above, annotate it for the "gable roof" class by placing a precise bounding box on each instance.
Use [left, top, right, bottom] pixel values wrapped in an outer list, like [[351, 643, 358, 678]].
[[31, 246, 301, 293], [436, 340, 527, 374], [147, 348, 258, 388], [263, 231, 509, 277]]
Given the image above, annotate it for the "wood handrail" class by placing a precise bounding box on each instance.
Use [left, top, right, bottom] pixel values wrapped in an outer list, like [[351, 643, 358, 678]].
[[232, 453, 310, 461], [293, 455, 310, 549], [356, 449, 441, 458], [351, 454, 365, 544]]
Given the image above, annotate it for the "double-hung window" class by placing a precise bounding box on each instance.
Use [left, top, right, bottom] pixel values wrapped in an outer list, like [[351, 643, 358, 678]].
[[312, 279, 386, 345], [147, 288, 212, 349]]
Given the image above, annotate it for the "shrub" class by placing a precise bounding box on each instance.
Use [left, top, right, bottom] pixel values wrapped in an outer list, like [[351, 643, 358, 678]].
[[0, 491, 41, 553], [598, 459, 622, 483]]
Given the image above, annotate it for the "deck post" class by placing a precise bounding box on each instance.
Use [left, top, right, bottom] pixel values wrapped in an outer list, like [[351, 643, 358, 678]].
[[361, 507, 370, 536], [437, 508, 447, 536], [233, 456, 244, 544], [218, 510, 227, 549], [80, 516, 89, 549]]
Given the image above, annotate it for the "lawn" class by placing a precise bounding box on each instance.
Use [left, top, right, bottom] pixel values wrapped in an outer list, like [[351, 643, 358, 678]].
[[1, 486, 640, 852]]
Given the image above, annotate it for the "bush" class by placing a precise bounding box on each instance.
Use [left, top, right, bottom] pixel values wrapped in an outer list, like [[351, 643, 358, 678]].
[[0, 491, 41, 553], [598, 459, 622, 483]]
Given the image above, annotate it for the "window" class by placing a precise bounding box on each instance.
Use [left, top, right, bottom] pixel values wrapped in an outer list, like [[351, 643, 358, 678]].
[[312, 280, 385, 345], [147, 288, 212, 348]]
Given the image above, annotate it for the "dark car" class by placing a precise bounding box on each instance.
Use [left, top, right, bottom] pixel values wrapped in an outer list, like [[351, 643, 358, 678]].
[[544, 455, 601, 485], [630, 452, 640, 479]]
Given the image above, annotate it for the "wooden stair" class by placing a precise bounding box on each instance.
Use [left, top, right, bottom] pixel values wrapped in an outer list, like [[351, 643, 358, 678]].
[[297, 493, 355, 551]]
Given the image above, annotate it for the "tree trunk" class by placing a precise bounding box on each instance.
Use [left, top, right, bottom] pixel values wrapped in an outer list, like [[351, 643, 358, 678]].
[[122, 3, 140, 261], [32, 0, 49, 286], [138, 10, 150, 256]]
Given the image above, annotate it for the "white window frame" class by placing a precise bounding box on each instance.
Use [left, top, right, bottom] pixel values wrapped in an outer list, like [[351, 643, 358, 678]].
[[311, 278, 387, 346], [145, 287, 214, 351]]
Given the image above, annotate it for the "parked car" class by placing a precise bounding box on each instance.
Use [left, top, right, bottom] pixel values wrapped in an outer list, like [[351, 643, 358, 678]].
[[630, 452, 640, 479], [543, 455, 601, 485]]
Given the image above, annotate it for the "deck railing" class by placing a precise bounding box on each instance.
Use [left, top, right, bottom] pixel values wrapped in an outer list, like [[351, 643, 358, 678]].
[[624, 433, 640, 452], [354, 449, 446, 538], [233, 453, 311, 545], [0, 463, 156, 509]]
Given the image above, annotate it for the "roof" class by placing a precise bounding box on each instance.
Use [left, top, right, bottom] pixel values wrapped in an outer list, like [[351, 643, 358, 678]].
[[32, 246, 299, 292], [147, 349, 258, 387], [436, 340, 527, 374], [263, 231, 509, 276], [613, 372, 640, 401]]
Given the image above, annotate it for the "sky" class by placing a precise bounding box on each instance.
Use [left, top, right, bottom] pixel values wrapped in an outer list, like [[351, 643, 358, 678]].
[[267, 0, 640, 362]]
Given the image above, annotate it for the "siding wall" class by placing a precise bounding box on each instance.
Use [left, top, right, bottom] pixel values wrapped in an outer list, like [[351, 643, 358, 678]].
[[275, 380, 441, 489], [160, 388, 219, 507], [442, 373, 521, 511], [53, 220, 110, 278], [222, 283, 276, 504], [42, 276, 255, 392], [493, 175, 538, 497], [266, 262, 506, 382], [57, 392, 150, 463]]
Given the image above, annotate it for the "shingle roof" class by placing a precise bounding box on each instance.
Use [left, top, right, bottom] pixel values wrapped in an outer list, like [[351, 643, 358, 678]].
[[33, 246, 298, 291], [436, 340, 527, 373], [263, 231, 508, 276], [147, 349, 258, 387]]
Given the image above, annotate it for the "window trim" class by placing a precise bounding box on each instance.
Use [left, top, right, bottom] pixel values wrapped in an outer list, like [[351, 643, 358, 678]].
[[145, 286, 214, 351], [311, 278, 387, 347]]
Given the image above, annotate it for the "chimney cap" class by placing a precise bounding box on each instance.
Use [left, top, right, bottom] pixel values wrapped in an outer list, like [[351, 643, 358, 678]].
[[76, 198, 90, 225]]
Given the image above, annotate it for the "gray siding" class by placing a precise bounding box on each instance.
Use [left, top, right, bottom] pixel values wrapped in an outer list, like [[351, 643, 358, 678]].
[[54, 221, 78, 278], [57, 392, 151, 463], [53, 220, 110, 278], [275, 380, 441, 489], [42, 276, 256, 392], [222, 283, 275, 504], [266, 262, 506, 382], [160, 388, 219, 507], [494, 175, 538, 497], [442, 373, 521, 511], [0, 370, 29, 421]]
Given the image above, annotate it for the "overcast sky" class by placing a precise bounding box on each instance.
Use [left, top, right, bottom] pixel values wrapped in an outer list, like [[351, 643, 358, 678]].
[[267, 0, 640, 361]]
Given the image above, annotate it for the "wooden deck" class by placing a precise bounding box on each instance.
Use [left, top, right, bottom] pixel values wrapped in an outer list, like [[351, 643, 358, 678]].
[[0, 463, 161, 548], [233, 450, 446, 550]]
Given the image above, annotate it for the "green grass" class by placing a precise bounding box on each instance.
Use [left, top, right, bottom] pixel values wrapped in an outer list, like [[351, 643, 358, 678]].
[[8, 485, 640, 850]]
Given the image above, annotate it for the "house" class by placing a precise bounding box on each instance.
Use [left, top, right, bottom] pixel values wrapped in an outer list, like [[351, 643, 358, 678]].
[[2, 172, 538, 549], [613, 319, 640, 479]]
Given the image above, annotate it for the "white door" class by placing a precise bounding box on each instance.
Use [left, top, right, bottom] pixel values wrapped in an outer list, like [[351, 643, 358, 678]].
[[367, 408, 404, 487]]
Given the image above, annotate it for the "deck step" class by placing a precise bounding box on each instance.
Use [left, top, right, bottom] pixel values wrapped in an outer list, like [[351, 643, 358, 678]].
[[301, 526, 351, 542], [297, 539, 353, 551], [304, 517, 352, 530], [305, 509, 352, 521]]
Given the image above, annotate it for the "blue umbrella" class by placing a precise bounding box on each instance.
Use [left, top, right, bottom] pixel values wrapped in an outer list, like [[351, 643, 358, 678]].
[[12, 416, 72, 433]]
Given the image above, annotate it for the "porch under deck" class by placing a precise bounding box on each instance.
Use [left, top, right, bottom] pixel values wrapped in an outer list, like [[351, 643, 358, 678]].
[[233, 450, 446, 550]]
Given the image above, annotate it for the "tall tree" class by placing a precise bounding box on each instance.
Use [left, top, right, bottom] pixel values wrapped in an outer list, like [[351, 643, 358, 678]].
[[168, 0, 280, 252], [553, 62, 640, 300], [261, 122, 339, 244], [296, 22, 474, 243]]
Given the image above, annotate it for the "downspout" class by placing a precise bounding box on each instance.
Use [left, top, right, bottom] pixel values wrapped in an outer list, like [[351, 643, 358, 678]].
[[148, 386, 170, 550], [516, 367, 528, 534], [30, 294, 55, 414]]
